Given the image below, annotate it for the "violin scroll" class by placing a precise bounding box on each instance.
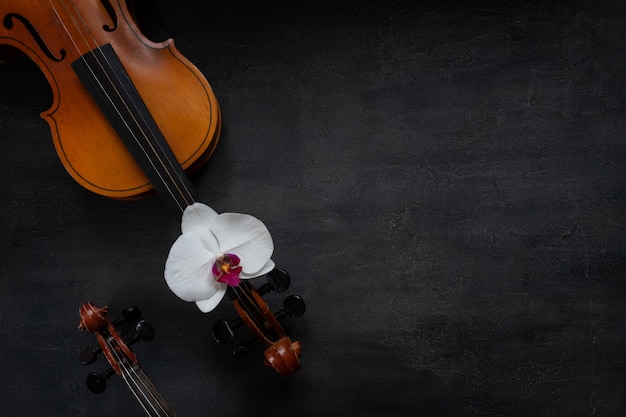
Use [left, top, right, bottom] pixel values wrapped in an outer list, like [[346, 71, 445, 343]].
[[78, 303, 109, 333], [77, 303, 179, 416], [77, 303, 152, 392], [212, 267, 306, 377], [264, 337, 302, 377]]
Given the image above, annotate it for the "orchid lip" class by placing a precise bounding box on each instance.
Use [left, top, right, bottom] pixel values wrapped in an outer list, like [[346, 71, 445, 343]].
[[213, 253, 242, 287]]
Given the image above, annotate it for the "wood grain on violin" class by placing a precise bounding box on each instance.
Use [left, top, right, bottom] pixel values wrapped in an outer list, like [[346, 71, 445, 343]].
[[0, 0, 221, 205]]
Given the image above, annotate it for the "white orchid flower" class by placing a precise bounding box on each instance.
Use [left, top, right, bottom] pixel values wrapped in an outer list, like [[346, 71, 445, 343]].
[[164, 202, 275, 312]]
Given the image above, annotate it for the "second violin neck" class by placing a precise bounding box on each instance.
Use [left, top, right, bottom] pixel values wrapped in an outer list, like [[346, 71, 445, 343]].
[[121, 365, 179, 417]]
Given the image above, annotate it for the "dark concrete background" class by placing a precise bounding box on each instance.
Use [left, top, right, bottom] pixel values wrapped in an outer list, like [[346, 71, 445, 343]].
[[1, 1, 625, 416]]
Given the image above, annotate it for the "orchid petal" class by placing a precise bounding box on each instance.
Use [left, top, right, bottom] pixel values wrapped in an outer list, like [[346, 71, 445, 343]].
[[198, 230, 220, 255], [240, 259, 276, 280], [210, 213, 274, 274], [194, 284, 227, 312], [164, 232, 219, 302], [181, 202, 218, 235]]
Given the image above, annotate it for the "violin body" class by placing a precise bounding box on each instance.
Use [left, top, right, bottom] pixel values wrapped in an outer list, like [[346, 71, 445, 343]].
[[0, 0, 220, 200]]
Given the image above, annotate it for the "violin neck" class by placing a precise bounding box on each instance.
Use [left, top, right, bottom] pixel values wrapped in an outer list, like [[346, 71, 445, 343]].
[[72, 43, 197, 216], [121, 364, 179, 417]]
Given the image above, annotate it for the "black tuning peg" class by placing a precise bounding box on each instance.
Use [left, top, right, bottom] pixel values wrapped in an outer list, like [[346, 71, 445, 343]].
[[274, 294, 306, 320], [112, 305, 141, 327], [79, 346, 100, 365], [86, 368, 115, 394], [212, 317, 243, 344], [232, 338, 260, 359], [124, 320, 155, 346], [257, 268, 291, 295]]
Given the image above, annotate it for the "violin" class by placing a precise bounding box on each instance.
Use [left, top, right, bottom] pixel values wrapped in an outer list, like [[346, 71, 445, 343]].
[[0, 0, 220, 214], [1, 0, 304, 375], [78, 302, 179, 417]]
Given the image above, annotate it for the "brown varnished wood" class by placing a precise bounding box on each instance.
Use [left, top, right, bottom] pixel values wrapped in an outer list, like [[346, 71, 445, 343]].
[[231, 282, 302, 376], [0, 0, 220, 199]]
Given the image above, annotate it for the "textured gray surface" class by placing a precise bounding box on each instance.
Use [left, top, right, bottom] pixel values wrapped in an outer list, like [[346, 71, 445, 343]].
[[1, 1, 625, 416]]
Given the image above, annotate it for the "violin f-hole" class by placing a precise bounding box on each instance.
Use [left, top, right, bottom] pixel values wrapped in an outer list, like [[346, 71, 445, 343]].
[[98, 0, 117, 32], [2, 13, 66, 62]]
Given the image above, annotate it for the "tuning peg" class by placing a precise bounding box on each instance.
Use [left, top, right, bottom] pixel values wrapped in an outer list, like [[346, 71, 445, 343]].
[[257, 268, 291, 295], [274, 295, 306, 320], [125, 320, 155, 346], [79, 346, 100, 365], [112, 305, 141, 327], [232, 338, 260, 359], [212, 317, 243, 344], [86, 367, 115, 394]]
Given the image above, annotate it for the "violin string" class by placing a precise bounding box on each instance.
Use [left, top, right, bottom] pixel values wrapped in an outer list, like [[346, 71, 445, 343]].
[[106, 335, 171, 417], [232, 285, 258, 321], [124, 366, 171, 417], [231, 283, 275, 343], [47, 0, 195, 213], [122, 364, 168, 417], [105, 337, 154, 416]]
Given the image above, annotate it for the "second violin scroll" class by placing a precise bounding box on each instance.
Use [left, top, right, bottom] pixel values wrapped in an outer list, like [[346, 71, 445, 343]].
[[78, 302, 179, 417]]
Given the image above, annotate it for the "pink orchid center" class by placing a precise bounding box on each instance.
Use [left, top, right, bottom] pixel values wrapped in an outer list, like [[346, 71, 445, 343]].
[[212, 253, 242, 287]]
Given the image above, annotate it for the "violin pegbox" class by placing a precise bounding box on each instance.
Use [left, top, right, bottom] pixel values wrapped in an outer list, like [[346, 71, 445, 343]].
[[211, 267, 306, 377], [78, 303, 154, 393]]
